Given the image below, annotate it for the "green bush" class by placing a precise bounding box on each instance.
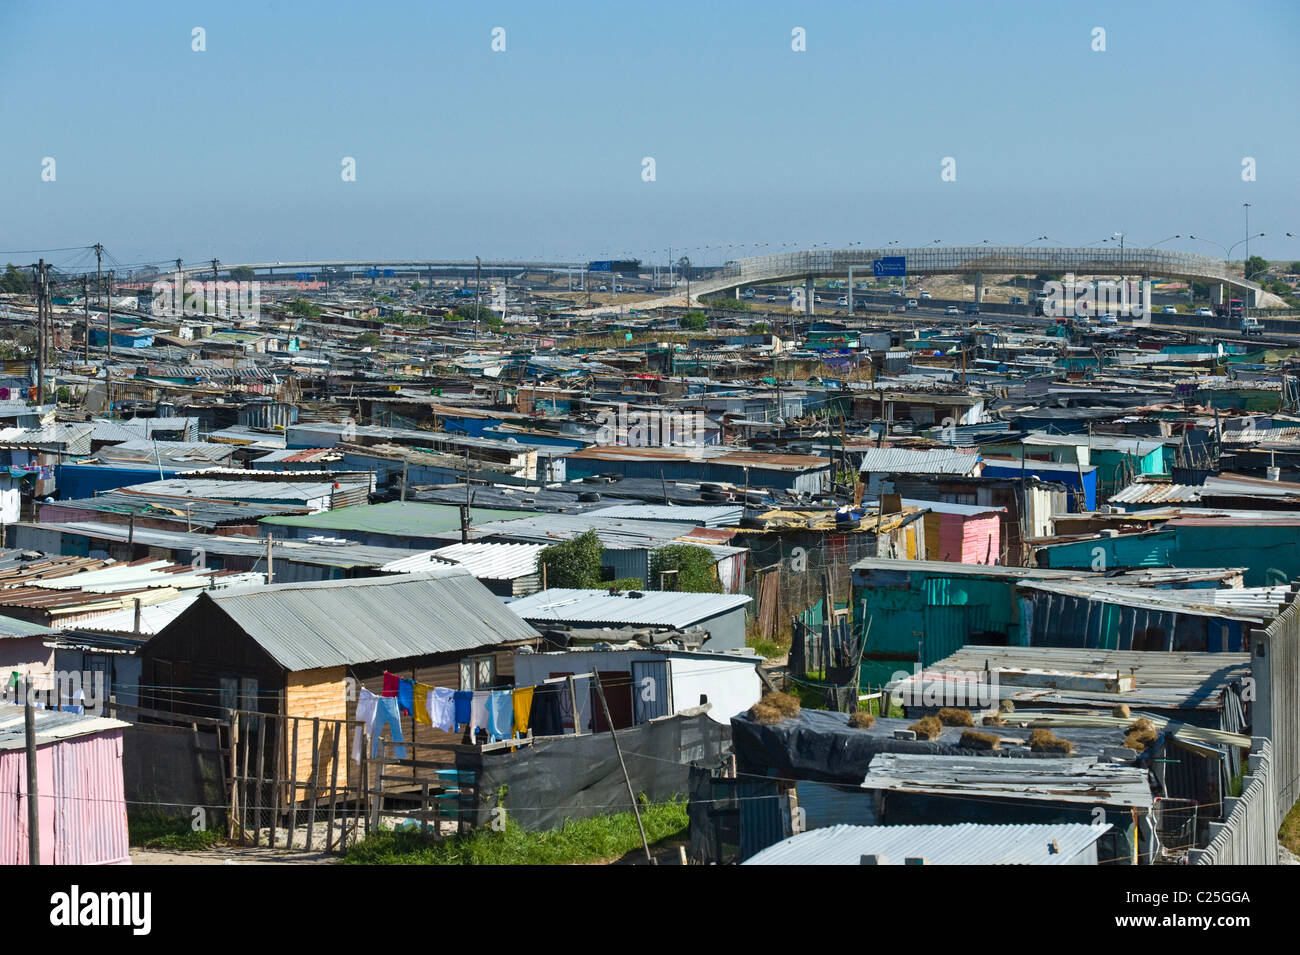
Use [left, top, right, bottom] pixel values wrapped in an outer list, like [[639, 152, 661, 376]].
[[341, 799, 687, 865], [679, 310, 708, 330], [129, 811, 222, 851], [650, 544, 721, 593], [538, 529, 603, 588]]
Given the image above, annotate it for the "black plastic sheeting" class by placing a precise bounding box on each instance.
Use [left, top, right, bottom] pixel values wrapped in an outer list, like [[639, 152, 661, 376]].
[[463, 710, 730, 832], [731, 709, 1143, 785]]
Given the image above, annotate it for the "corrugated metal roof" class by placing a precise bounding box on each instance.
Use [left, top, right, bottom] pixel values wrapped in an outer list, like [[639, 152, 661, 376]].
[[743, 822, 1110, 865], [506, 588, 750, 628], [902, 645, 1251, 710], [861, 753, 1154, 807], [426, 542, 545, 579], [858, 448, 981, 475], [190, 568, 539, 671], [1108, 483, 1203, 505], [587, 504, 744, 527], [0, 613, 56, 639], [1017, 579, 1288, 623], [0, 708, 129, 751], [900, 497, 1004, 517], [262, 501, 536, 535], [26, 522, 438, 570]]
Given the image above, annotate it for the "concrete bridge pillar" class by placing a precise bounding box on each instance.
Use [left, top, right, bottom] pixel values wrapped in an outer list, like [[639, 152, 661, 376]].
[[1210, 284, 1224, 305], [974, 271, 984, 303], [848, 267, 854, 314], [805, 275, 814, 316]]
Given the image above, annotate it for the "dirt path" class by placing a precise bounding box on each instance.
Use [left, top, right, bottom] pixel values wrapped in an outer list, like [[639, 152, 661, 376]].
[[130, 845, 336, 865]]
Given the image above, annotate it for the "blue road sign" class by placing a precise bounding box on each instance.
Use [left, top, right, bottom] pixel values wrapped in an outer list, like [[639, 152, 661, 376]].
[[873, 256, 906, 277], [296, 272, 310, 280], [587, 260, 613, 272], [365, 268, 380, 278], [382, 269, 395, 277]]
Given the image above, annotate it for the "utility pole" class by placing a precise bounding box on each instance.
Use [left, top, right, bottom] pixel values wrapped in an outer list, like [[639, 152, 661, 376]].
[[105, 270, 114, 416], [475, 256, 482, 340], [94, 243, 103, 311], [211, 259, 220, 318], [82, 275, 90, 363], [24, 675, 40, 865], [34, 261, 45, 401]]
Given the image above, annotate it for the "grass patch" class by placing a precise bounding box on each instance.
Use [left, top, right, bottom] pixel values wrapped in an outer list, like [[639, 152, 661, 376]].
[[341, 799, 688, 865], [1280, 795, 1300, 856], [129, 812, 223, 851]]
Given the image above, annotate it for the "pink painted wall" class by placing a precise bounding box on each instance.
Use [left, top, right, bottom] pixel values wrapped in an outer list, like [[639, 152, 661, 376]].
[[0, 728, 129, 865], [961, 515, 1000, 565]]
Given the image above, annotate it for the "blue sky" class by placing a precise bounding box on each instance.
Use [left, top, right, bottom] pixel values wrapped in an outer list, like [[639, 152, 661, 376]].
[[2, 0, 1297, 270]]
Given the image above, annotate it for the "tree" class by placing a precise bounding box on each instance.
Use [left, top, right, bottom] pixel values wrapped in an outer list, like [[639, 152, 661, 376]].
[[410, 280, 423, 292], [1289, 262, 1300, 275], [356, 332, 381, 348], [288, 298, 322, 318], [751, 322, 770, 333], [537, 530, 603, 589], [650, 544, 721, 593], [680, 310, 707, 330], [0, 263, 34, 295], [1245, 255, 1269, 279], [229, 266, 256, 282], [452, 302, 497, 324]]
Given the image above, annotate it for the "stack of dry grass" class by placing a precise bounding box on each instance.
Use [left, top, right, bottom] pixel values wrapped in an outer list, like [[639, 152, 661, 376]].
[[960, 730, 1000, 751], [998, 699, 1015, 714], [937, 707, 974, 727], [982, 713, 1006, 727], [1112, 703, 1131, 719], [1123, 717, 1158, 751], [749, 692, 802, 725], [1027, 728, 1074, 754], [909, 715, 942, 740], [848, 710, 876, 730]]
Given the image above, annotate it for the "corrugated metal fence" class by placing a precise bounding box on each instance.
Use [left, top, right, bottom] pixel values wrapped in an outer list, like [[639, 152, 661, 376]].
[[1189, 737, 1277, 865]]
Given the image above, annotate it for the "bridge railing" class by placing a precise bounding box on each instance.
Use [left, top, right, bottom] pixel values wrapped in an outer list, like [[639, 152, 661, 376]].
[[732, 247, 1250, 287]]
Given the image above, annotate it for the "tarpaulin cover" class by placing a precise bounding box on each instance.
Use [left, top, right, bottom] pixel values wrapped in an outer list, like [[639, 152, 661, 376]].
[[731, 709, 1137, 784], [464, 709, 730, 832]]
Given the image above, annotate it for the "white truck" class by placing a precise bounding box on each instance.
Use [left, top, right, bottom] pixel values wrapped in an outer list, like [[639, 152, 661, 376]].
[[1241, 317, 1263, 337]]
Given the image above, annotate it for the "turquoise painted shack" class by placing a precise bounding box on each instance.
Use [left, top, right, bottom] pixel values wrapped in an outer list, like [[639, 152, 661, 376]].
[[1035, 518, 1299, 587], [850, 558, 1083, 684]]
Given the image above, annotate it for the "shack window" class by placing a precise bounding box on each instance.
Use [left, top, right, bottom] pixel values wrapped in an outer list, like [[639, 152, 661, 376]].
[[459, 655, 496, 690]]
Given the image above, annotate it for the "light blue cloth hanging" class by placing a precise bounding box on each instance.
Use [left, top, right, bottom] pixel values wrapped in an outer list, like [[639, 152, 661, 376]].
[[487, 690, 514, 742], [371, 695, 406, 758]]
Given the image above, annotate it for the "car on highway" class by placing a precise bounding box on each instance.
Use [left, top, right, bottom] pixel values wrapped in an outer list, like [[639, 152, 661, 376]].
[[1242, 317, 1263, 336], [1162, 306, 1179, 314], [892, 304, 906, 312], [1099, 314, 1118, 325], [965, 303, 980, 315], [945, 306, 960, 315], [766, 295, 776, 302], [889, 288, 902, 296], [919, 291, 932, 299], [1195, 307, 1214, 317], [837, 297, 848, 306], [906, 299, 918, 310]]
